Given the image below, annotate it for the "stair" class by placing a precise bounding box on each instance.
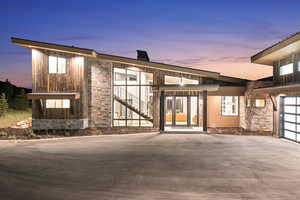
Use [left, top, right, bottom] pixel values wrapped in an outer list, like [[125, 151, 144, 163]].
[[114, 95, 153, 123]]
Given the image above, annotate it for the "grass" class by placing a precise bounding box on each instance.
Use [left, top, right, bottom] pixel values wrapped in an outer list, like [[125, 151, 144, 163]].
[[0, 109, 32, 128]]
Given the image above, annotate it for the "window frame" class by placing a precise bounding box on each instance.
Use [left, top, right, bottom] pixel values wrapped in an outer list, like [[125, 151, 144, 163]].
[[48, 55, 66, 74], [113, 66, 154, 127], [221, 96, 239, 116], [45, 99, 70, 109], [279, 63, 293, 76]]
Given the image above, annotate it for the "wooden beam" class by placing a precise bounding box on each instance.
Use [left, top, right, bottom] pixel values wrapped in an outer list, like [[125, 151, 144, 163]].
[[27, 92, 80, 100], [158, 84, 219, 92], [159, 91, 165, 131], [269, 94, 278, 111], [203, 91, 208, 132]]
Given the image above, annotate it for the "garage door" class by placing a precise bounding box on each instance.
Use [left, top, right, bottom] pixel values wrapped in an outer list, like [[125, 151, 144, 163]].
[[282, 96, 300, 142]]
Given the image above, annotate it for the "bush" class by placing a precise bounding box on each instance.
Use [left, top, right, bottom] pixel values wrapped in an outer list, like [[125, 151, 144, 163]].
[[12, 89, 29, 110], [0, 93, 8, 117]]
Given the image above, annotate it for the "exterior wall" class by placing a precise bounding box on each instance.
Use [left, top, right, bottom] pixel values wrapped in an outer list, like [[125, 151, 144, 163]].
[[207, 96, 240, 128], [32, 119, 88, 130], [87, 59, 113, 127], [273, 51, 300, 86], [31, 49, 88, 120], [240, 81, 274, 132]]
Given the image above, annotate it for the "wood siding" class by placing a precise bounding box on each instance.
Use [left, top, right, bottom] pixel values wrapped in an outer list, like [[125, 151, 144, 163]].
[[32, 49, 88, 119], [273, 52, 300, 86]]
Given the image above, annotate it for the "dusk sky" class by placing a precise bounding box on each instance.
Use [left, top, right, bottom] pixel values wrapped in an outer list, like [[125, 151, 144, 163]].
[[1, 0, 300, 88]]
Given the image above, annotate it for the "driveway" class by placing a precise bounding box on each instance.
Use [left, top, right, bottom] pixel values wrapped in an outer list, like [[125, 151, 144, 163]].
[[0, 133, 300, 200]]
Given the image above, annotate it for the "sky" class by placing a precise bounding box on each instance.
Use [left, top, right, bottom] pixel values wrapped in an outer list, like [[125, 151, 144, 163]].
[[1, 0, 300, 88]]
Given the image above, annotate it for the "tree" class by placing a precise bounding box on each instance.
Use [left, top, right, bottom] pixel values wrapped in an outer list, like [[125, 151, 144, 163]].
[[12, 89, 28, 110], [0, 93, 8, 117]]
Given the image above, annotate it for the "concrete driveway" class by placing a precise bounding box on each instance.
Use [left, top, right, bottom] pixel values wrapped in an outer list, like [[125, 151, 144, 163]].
[[1, 133, 300, 200]]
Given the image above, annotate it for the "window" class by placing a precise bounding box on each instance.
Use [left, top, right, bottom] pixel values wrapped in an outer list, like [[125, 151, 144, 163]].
[[279, 63, 293, 76], [164, 75, 198, 85], [221, 96, 239, 116], [255, 99, 266, 108], [49, 56, 66, 74], [46, 99, 70, 108], [113, 66, 153, 127]]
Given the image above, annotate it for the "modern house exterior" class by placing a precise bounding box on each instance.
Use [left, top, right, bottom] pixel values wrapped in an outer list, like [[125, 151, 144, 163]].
[[250, 32, 300, 143], [12, 37, 247, 134]]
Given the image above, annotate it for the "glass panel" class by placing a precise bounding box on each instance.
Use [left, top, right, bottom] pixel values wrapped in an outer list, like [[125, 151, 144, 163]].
[[284, 130, 296, 140], [182, 77, 198, 85], [284, 97, 296, 105], [127, 109, 140, 119], [57, 57, 66, 73], [114, 120, 126, 126], [62, 99, 70, 108], [140, 120, 153, 127], [190, 97, 198, 125], [285, 122, 296, 131], [46, 99, 70, 108], [297, 106, 300, 114], [140, 86, 153, 118], [127, 86, 139, 110], [297, 97, 300, 105], [165, 97, 173, 125], [297, 134, 300, 142], [284, 114, 296, 123], [114, 101, 126, 119], [114, 86, 126, 100], [49, 56, 57, 74], [127, 68, 140, 85], [46, 99, 56, 108], [279, 63, 293, 76], [127, 120, 140, 126], [114, 68, 126, 85], [175, 97, 187, 125], [165, 76, 181, 84], [297, 125, 300, 132], [285, 106, 296, 113], [141, 72, 153, 85]]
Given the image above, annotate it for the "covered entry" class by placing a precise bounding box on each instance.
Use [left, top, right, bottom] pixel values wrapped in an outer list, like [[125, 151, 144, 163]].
[[281, 96, 300, 143]]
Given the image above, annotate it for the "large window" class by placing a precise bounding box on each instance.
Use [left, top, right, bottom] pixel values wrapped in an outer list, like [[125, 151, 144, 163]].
[[221, 96, 239, 116], [113, 66, 153, 127], [49, 56, 66, 74], [46, 99, 70, 109], [279, 63, 293, 76]]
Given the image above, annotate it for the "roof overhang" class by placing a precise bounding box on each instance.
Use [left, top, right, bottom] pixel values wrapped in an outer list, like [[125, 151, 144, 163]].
[[253, 84, 300, 94], [157, 84, 219, 92], [11, 37, 97, 57], [27, 92, 80, 100], [251, 32, 300, 66]]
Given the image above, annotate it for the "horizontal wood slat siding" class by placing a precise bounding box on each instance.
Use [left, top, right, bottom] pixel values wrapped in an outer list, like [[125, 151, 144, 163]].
[[32, 49, 87, 119]]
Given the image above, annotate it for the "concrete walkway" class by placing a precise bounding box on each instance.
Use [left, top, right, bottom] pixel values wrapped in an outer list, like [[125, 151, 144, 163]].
[[0, 133, 300, 200]]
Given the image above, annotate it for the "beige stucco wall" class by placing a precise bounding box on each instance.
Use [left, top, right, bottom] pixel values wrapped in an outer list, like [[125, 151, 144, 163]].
[[207, 96, 240, 128]]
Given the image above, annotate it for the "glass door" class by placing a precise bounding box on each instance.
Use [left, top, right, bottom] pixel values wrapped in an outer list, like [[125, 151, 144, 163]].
[[175, 97, 188, 125]]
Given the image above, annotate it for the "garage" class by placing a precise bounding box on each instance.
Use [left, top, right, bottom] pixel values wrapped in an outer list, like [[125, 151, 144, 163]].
[[281, 96, 300, 143]]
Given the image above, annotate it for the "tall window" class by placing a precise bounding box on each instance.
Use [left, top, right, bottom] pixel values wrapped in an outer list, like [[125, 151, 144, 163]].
[[113, 66, 153, 127], [49, 56, 66, 74], [222, 96, 239, 116], [164, 75, 199, 85], [279, 63, 293, 76]]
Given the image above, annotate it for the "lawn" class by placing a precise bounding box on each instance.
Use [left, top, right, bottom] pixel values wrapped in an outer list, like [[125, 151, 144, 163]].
[[0, 109, 32, 128]]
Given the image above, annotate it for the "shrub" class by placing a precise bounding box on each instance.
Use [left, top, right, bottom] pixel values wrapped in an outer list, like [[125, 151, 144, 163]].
[[0, 93, 8, 117], [12, 89, 29, 110]]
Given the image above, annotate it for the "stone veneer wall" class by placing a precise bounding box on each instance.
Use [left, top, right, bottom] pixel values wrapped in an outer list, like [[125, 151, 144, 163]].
[[87, 59, 113, 127], [32, 119, 89, 130], [240, 81, 274, 132]]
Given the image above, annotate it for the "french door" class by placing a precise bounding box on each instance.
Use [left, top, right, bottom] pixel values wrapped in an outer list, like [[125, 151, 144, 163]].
[[165, 96, 198, 126]]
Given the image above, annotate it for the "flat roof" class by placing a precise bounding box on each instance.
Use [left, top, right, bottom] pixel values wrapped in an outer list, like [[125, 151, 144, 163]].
[[251, 32, 300, 66]]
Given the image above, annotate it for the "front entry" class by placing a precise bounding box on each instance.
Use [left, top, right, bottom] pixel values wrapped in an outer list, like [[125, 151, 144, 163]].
[[165, 96, 199, 127]]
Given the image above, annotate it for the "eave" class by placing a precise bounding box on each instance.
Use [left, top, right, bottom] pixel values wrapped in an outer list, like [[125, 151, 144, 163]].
[[251, 32, 300, 66]]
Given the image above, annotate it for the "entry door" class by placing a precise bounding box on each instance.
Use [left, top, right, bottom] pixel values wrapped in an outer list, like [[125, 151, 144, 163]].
[[165, 96, 198, 127], [281, 96, 300, 142]]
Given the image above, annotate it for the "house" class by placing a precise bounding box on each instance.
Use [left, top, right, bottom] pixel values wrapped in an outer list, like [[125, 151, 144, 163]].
[[250, 32, 300, 143], [12, 37, 249, 134]]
